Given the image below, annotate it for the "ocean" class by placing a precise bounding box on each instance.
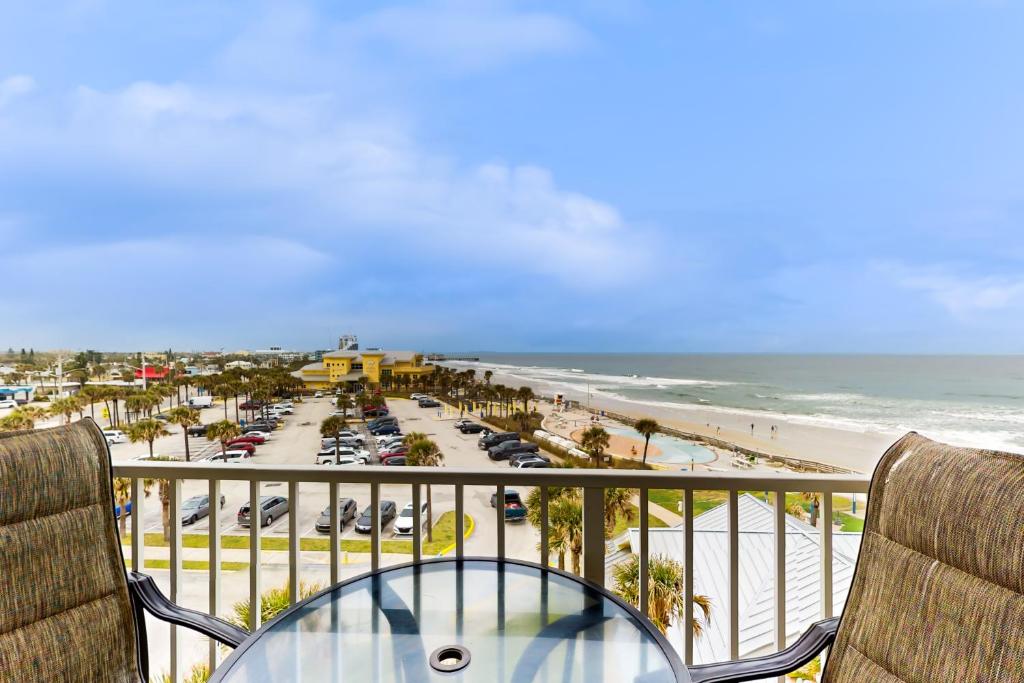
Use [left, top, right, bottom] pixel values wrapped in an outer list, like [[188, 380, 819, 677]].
[[443, 354, 1024, 454]]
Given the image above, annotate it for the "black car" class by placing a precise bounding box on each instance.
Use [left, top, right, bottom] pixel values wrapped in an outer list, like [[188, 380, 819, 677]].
[[367, 416, 398, 429], [478, 431, 519, 450], [508, 451, 550, 466], [315, 498, 359, 533], [354, 501, 398, 533], [417, 399, 441, 408], [370, 424, 401, 436], [362, 407, 389, 418], [187, 424, 208, 437], [488, 441, 537, 461], [459, 422, 488, 434], [382, 456, 406, 466]]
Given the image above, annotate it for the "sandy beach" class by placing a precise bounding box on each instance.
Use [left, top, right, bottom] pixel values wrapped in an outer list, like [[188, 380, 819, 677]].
[[481, 369, 903, 474]]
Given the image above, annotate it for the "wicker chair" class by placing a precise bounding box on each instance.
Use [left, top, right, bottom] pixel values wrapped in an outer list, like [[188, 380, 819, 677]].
[[688, 431, 1024, 682], [0, 419, 246, 683]]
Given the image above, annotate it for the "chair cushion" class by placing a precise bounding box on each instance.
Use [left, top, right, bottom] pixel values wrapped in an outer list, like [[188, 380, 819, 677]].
[[0, 420, 140, 682], [824, 432, 1024, 682]]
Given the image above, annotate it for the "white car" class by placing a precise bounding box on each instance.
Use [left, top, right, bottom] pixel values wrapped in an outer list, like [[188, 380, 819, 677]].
[[0, 399, 18, 410], [410, 394, 430, 401], [102, 430, 127, 444], [377, 435, 405, 449], [209, 451, 251, 463], [244, 430, 272, 441], [393, 501, 429, 535], [314, 391, 323, 398], [315, 450, 370, 466], [273, 402, 294, 410]]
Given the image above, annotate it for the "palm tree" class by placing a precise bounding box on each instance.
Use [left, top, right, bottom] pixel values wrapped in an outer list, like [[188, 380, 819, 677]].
[[801, 492, 822, 527], [145, 454, 179, 541], [603, 487, 635, 534], [112, 476, 153, 539], [548, 496, 583, 574], [634, 419, 659, 466], [484, 370, 493, 385], [167, 406, 201, 462], [320, 415, 348, 463], [612, 554, 712, 636], [405, 437, 444, 542], [126, 418, 171, 458], [206, 419, 242, 456], [49, 395, 80, 425], [579, 425, 610, 468], [78, 385, 103, 421]]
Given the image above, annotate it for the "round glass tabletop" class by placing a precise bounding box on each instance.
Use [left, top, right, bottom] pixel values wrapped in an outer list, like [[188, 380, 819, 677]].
[[211, 558, 687, 683]]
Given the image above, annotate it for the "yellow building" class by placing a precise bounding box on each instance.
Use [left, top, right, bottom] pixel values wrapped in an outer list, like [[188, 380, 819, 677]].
[[292, 350, 433, 391]]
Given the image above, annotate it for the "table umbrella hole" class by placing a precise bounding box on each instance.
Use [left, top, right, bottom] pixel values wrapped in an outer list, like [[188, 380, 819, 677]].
[[430, 645, 471, 673]]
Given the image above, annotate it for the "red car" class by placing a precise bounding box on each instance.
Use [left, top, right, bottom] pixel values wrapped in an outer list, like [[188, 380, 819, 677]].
[[380, 450, 407, 463], [224, 441, 256, 455], [229, 434, 266, 445]]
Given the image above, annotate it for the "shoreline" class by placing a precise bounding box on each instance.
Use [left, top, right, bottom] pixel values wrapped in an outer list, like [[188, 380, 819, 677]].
[[475, 368, 902, 474]]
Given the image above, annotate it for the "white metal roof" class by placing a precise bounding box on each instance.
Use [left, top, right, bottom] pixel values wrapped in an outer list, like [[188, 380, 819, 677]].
[[626, 493, 862, 664]]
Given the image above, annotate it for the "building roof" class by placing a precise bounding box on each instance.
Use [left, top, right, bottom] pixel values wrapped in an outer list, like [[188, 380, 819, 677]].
[[321, 349, 419, 363], [625, 493, 862, 664], [322, 350, 360, 359], [135, 367, 169, 379]]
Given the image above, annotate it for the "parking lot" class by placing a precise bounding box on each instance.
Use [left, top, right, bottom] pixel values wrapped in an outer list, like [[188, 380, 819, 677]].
[[113, 395, 542, 558]]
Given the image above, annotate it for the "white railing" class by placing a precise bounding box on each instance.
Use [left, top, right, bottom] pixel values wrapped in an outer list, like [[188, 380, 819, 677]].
[[113, 462, 869, 681]]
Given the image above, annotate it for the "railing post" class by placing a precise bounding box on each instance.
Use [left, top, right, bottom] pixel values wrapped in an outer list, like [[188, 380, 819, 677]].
[[496, 484, 505, 559], [540, 487, 549, 568], [169, 477, 182, 682], [775, 489, 787, 682], [684, 488, 694, 665], [370, 483, 381, 571], [455, 484, 465, 558], [639, 488, 649, 616], [209, 478, 222, 671], [249, 479, 262, 632], [582, 486, 604, 585], [131, 478, 144, 573], [728, 489, 740, 659], [412, 483, 422, 562], [288, 481, 299, 602], [820, 492, 833, 618], [329, 482, 339, 585]]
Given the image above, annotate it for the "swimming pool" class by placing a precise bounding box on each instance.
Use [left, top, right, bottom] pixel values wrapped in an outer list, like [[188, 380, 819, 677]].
[[606, 426, 717, 466]]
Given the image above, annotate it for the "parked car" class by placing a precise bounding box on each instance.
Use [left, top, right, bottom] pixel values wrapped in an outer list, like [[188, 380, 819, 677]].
[[242, 430, 272, 441], [488, 441, 538, 461], [208, 451, 250, 463], [0, 399, 18, 410], [382, 456, 406, 466], [237, 496, 289, 528], [453, 418, 474, 428], [153, 413, 171, 422], [223, 441, 256, 456], [489, 489, 527, 522], [370, 424, 401, 437], [393, 501, 428, 535], [113, 500, 132, 518], [315, 498, 358, 533], [239, 401, 264, 411], [367, 416, 398, 429], [316, 449, 371, 465], [321, 434, 364, 449], [509, 451, 549, 466], [186, 424, 208, 437], [354, 501, 398, 533], [380, 444, 407, 456], [514, 457, 550, 468], [478, 431, 519, 450], [417, 399, 441, 408], [187, 396, 214, 409], [181, 494, 226, 525], [459, 423, 488, 434], [102, 429, 127, 443], [268, 406, 293, 415], [313, 391, 323, 398], [228, 434, 266, 446], [362, 407, 389, 418], [380, 450, 408, 463]]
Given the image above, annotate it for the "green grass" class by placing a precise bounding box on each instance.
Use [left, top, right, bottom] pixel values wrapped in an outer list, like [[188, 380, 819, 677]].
[[122, 511, 470, 557], [124, 559, 247, 571], [610, 504, 668, 538], [648, 489, 862, 527]]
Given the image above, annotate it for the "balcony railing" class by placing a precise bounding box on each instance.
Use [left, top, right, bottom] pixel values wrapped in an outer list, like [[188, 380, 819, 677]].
[[113, 461, 870, 681]]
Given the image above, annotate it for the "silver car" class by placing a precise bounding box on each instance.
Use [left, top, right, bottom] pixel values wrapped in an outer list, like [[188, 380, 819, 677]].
[[237, 495, 289, 528], [181, 494, 227, 525]]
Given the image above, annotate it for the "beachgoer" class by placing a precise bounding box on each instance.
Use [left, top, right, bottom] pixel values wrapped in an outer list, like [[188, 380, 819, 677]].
[[750, 423, 755, 435]]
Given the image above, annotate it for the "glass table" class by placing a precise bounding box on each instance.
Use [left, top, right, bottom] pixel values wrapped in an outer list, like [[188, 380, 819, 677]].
[[210, 558, 689, 682]]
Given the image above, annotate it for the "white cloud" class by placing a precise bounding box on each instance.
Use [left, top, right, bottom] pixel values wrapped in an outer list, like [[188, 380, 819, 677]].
[[0, 74, 34, 108], [346, 1, 589, 72], [0, 77, 648, 288], [880, 262, 1024, 316]]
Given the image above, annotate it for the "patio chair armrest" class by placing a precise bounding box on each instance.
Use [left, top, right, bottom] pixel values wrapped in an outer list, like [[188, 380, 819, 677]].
[[127, 572, 248, 648], [687, 617, 840, 683]]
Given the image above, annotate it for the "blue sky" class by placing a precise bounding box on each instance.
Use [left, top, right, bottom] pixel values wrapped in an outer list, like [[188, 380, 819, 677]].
[[2, 1, 1023, 352]]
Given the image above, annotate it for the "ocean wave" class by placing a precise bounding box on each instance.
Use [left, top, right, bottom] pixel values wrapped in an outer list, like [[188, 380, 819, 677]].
[[783, 392, 870, 403]]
